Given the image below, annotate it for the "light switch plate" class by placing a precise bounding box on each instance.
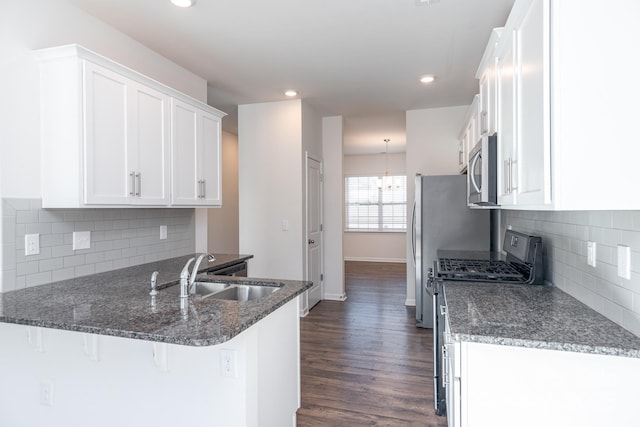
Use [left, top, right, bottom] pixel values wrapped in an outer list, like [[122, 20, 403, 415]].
[[25, 234, 40, 256], [587, 241, 596, 267], [72, 231, 91, 250], [159, 225, 167, 240], [617, 245, 631, 280]]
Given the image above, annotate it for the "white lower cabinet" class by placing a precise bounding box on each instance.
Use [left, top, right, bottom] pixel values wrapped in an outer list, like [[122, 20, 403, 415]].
[[37, 44, 224, 208], [450, 341, 640, 427]]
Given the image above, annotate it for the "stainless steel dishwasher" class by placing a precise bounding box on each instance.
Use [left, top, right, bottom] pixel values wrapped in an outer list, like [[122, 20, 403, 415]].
[[208, 261, 248, 277]]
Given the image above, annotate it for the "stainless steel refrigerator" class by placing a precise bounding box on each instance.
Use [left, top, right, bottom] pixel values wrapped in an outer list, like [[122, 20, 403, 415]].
[[412, 174, 490, 328]]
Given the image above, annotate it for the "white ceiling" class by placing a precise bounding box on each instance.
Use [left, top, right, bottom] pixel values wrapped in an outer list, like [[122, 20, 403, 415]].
[[70, 0, 514, 154]]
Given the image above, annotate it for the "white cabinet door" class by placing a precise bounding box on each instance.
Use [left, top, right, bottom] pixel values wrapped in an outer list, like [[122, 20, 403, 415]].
[[129, 82, 171, 205], [496, 30, 517, 206], [477, 28, 502, 138], [200, 112, 222, 206], [171, 99, 222, 206], [171, 99, 199, 205], [84, 62, 130, 205], [84, 62, 170, 206], [514, 0, 551, 206]]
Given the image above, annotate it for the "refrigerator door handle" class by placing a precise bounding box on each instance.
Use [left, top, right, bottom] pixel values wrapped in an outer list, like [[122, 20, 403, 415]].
[[411, 199, 417, 263]]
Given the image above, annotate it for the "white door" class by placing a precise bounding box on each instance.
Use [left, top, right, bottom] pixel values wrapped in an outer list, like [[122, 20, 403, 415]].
[[306, 156, 323, 309]]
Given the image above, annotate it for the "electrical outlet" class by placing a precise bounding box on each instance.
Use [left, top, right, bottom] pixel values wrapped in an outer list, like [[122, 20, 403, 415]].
[[72, 231, 91, 250], [25, 234, 40, 256], [39, 381, 53, 406], [159, 225, 167, 240], [220, 349, 237, 378], [587, 241, 596, 267]]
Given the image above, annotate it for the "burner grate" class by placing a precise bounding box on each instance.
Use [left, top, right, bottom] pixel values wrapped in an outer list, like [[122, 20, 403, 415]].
[[437, 258, 530, 282]]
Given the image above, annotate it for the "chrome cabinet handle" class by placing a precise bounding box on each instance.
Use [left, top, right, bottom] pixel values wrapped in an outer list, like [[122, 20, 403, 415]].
[[510, 159, 517, 191], [197, 179, 206, 199], [481, 110, 488, 135], [135, 173, 141, 197], [129, 172, 135, 196], [442, 345, 449, 387], [201, 179, 206, 198]]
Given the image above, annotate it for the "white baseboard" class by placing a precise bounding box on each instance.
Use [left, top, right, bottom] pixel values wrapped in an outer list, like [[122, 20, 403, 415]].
[[344, 257, 407, 263], [324, 293, 347, 301], [405, 298, 416, 307]]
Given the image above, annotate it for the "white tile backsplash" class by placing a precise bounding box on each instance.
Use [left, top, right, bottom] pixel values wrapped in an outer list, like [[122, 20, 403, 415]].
[[1, 198, 195, 292], [502, 209, 640, 337]]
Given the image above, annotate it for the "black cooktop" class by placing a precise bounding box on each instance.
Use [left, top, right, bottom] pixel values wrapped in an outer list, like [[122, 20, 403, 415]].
[[436, 231, 544, 285]]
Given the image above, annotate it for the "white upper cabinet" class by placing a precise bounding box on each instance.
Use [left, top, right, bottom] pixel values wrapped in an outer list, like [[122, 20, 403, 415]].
[[36, 44, 225, 208], [83, 62, 171, 206], [458, 95, 480, 174], [477, 28, 503, 138], [491, 0, 640, 210], [496, 0, 550, 208], [171, 99, 222, 206]]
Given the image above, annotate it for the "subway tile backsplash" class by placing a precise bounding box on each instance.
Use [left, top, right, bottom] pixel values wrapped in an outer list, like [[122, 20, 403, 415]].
[[501, 210, 640, 338], [1, 198, 195, 292]]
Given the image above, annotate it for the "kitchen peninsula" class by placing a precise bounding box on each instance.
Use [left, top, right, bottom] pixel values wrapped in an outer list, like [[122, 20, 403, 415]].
[[0, 254, 311, 427]]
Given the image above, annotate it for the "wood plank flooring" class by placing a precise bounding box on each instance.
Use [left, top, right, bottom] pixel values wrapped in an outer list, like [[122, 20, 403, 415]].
[[297, 261, 447, 427]]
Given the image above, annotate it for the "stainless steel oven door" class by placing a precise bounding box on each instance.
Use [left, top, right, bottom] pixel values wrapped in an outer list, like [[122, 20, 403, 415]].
[[428, 266, 447, 417]]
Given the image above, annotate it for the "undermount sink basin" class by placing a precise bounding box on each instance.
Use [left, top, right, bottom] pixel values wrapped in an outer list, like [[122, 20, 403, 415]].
[[192, 281, 280, 301], [208, 284, 280, 301], [192, 281, 231, 297]]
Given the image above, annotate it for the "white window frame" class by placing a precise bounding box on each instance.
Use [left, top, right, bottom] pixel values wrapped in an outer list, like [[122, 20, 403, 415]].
[[344, 174, 407, 232]]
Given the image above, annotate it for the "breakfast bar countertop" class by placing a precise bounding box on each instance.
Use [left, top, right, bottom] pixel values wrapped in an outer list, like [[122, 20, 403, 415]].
[[0, 253, 312, 346], [444, 281, 640, 358]]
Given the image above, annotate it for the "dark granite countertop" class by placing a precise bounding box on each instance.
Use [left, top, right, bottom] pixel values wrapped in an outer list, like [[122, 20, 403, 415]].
[[444, 282, 640, 358], [0, 253, 312, 346]]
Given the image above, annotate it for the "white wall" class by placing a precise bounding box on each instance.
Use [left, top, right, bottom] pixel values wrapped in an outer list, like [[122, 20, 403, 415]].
[[0, 0, 212, 292], [208, 131, 240, 254], [238, 100, 304, 280], [404, 105, 469, 304], [343, 153, 407, 263], [322, 117, 345, 301], [0, 0, 207, 200]]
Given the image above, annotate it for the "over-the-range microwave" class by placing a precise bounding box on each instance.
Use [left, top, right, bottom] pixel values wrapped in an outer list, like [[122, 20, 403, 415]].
[[467, 133, 497, 206]]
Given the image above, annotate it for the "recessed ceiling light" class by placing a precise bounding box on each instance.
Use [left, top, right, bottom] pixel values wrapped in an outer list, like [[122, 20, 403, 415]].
[[285, 90, 298, 97], [171, 0, 195, 7], [420, 74, 436, 84]]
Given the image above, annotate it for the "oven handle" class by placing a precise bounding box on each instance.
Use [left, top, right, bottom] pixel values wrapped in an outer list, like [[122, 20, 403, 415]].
[[440, 304, 448, 316]]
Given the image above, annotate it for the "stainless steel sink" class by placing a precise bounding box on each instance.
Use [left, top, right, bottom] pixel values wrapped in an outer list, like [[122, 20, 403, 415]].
[[208, 284, 280, 301], [192, 281, 231, 297], [192, 281, 280, 301]]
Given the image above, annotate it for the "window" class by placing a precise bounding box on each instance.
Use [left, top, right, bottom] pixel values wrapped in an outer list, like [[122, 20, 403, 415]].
[[345, 175, 407, 231]]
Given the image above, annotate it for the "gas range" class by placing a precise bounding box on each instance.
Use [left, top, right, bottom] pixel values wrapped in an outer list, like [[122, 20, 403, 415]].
[[436, 230, 544, 285], [430, 230, 544, 417]]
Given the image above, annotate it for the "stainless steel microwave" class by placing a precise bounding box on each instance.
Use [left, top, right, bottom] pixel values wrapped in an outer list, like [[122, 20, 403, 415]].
[[468, 133, 497, 206]]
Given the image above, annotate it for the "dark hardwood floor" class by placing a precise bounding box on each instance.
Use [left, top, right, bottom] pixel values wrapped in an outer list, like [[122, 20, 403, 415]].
[[297, 261, 447, 427]]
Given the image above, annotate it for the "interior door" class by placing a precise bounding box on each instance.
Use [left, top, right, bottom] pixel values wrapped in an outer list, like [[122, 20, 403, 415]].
[[306, 156, 323, 310]]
